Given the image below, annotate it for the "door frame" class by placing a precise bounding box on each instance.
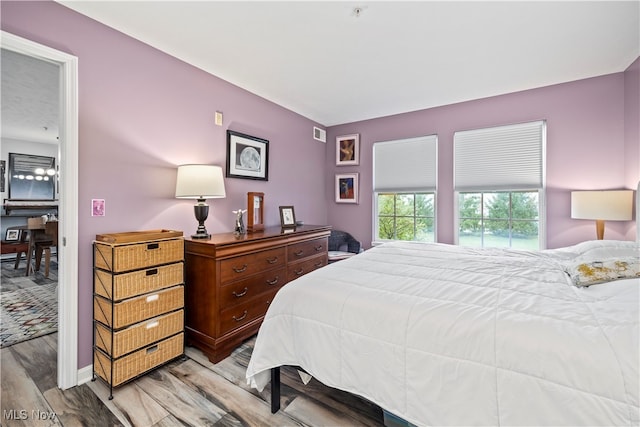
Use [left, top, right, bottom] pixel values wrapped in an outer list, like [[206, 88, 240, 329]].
[[1, 31, 79, 389]]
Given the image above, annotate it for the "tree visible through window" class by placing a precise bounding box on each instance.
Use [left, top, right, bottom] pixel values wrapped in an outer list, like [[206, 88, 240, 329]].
[[377, 192, 435, 242], [458, 191, 539, 249]]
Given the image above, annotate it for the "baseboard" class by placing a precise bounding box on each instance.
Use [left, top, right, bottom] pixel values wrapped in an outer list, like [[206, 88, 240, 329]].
[[77, 364, 93, 385]]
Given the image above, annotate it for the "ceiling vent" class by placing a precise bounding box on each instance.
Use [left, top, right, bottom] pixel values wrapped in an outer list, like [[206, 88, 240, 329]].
[[313, 126, 326, 143]]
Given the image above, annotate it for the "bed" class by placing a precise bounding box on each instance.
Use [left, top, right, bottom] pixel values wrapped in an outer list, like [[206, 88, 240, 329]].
[[246, 191, 639, 426]]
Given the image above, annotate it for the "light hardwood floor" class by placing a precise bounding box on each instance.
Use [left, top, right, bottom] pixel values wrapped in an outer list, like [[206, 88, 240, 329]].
[[1, 332, 385, 426]]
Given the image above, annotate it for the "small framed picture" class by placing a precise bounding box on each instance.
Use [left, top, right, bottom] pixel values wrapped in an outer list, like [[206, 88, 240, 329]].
[[226, 130, 269, 181], [335, 173, 359, 204], [336, 134, 360, 166], [92, 199, 105, 217], [5, 228, 20, 241], [279, 206, 296, 229]]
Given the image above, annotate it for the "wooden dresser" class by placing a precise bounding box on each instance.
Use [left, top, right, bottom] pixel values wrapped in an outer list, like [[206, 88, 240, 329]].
[[93, 230, 185, 398], [184, 224, 331, 363]]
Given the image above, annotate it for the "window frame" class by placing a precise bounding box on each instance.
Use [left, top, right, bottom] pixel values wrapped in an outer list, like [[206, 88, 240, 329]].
[[374, 191, 437, 244]]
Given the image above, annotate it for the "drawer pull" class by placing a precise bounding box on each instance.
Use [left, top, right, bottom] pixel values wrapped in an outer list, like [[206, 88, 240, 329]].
[[294, 268, 304, 276], [267, 257, 279, 264], [146, 321, 159, 329], [146, 243, 160, 251], [232, 287, 248, 298], [145, 268, 158, 276], [266, 276, 279, 286], [294, 250, 304, 257], [146, 294, 159, 303], [233, 310, 248, 322], [232, 264, 248, 273], [315, 245, 323, 251], [146, 345, 159, 354], [315, 262, 323, 267]]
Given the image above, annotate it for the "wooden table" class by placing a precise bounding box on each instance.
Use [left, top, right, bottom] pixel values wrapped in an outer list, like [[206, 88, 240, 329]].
[[8, 222, 52, 276]]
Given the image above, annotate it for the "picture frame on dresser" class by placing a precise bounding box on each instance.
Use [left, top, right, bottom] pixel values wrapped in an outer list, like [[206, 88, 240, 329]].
[[226, 130, 269, 181], [279, 206, 296, 229], [5, 228, 20, 241], [247, 192, 265, 233]]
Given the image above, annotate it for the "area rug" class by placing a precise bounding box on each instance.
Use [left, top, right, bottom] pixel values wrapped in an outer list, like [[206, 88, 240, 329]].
[[0, 283, 57, 347]]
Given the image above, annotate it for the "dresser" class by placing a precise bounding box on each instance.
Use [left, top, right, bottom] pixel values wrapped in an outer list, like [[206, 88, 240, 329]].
[[93, 230, 185, 399], [185, 224, 331, 363]]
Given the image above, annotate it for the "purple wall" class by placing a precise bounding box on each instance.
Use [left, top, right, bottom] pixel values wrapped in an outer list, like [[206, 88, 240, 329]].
[[327, 71, 638, 249], [624, 57, 640, 240], [2, 1, 328, 369]]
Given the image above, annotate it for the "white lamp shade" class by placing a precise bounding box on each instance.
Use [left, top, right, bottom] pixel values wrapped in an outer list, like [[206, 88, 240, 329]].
[[571, 190, 633, 221], [175, 164, 226, 199]]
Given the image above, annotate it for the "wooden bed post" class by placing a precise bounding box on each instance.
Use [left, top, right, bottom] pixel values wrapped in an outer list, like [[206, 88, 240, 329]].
[[270, 367, 281, 413]]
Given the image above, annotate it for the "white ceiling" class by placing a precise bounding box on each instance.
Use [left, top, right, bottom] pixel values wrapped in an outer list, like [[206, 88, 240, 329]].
[[2, 1, 638, 145]]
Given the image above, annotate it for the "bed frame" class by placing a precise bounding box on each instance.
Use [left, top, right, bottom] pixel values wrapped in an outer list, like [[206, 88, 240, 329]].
[[269, 180, 640, 415]]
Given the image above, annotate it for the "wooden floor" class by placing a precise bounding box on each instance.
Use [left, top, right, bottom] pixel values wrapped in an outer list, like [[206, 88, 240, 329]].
[[1, 332, 385, 426]]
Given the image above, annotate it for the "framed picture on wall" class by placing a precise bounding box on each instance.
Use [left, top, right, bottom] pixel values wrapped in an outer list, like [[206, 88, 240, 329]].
[[335, 173, 359, 204], [336, 134, 359, 166], [226, 130, 269, 181]]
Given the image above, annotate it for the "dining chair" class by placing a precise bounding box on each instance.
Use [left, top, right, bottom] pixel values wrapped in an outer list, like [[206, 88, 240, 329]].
[[34, 220, 58, 277]]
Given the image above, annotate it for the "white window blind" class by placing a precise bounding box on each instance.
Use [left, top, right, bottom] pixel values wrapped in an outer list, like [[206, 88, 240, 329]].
[[373, 135, 437, 192], [454, 121, 545, 191]]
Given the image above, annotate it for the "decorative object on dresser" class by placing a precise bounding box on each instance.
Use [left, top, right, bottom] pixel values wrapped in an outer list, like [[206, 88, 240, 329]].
[[336, 134, 359, 166], [175, 164, 226, 239], [335, 172, 359, 204], [226, 130, 269, 181], [246, 192, 264, 233], [184, 224, 331, 363], [92, 229, 185, 399], [232, 208, 247, 236], [279, 206, 296, 229], [571, 189, 633, 239]]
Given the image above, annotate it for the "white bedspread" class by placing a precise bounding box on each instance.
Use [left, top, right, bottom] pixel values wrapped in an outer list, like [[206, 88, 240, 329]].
[[246, 241, 639, 426]]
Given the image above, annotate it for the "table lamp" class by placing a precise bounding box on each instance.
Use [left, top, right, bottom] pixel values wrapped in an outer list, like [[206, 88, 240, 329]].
[[175, 164, 226, 239], [571, 190, 633, 239]]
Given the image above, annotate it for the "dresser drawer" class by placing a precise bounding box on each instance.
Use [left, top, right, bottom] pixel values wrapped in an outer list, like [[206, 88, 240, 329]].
[[288, 254, 327, 281], [95, 238, 184, 273], [220, 247, 285, 283], [94, 262, 184, 301], [219, 267, 286, 308], [287, 238, 327, 263], [94, 333, 183, 387], [219, 289, 278, 336], [95, 310, 184, 358], [94, 285, 184, 330]]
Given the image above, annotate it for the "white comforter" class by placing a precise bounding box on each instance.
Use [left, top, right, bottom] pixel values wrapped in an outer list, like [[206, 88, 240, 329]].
[[246, 241, 639, 426]]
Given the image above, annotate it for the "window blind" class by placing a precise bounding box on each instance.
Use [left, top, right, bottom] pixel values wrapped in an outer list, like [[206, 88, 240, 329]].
[[454, 120, 545, 191], [373, 135, 437, 192]]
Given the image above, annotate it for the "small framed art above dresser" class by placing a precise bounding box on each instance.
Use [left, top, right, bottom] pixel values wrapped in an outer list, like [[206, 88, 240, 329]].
[[184, 224, 330, 363]]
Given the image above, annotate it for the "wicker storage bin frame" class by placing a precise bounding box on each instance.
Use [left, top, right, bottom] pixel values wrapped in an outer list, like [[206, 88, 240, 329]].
[[95, 310, 184, 358], [95, 237, 184, 273], [94, 333, 184, 387], [94, 262, 184, 301], [94, 285, 184, 330]]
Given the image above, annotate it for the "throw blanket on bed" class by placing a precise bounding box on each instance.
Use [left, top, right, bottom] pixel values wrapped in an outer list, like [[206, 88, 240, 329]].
[[246, 240, 639, 426]]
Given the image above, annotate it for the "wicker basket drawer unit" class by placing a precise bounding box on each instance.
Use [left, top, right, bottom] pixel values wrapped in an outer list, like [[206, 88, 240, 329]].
[[93, 230, 185, 398], [94, 333, 184, 388]]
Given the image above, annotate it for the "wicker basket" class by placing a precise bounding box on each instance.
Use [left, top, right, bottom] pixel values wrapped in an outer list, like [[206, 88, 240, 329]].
[[94, 333, 184, 387], [95, 310, 184, 358], [94, 262, 184, 301], [96, 229, 183, 244], [94, 286, 184, 330], [95, 237, 184, 273]]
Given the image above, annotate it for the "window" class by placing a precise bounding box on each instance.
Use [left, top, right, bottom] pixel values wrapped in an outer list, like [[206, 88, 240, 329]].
[[454, 121, 545, 249], [373, 135, 437, 243]]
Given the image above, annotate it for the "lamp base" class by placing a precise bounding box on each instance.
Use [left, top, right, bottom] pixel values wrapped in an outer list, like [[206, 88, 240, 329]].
[[192, 200, 211, 239], [191, 231, 211, 239]]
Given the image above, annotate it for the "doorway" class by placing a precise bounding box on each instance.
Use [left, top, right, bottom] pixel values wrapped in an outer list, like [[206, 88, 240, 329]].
[[1, 31, 79, 390]]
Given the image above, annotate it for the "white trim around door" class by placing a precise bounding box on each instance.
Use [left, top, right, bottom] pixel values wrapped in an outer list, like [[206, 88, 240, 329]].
[[1, 31, 79, 389]]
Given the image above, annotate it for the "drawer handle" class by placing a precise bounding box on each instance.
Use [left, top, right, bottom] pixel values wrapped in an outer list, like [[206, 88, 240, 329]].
[[232, 287, 248, 298], [267, 257, 279, 264], [146, 345, 159, 354], [294, 268, 304, 276], [266, 276, 279, 286], [315, 245, 323, 251], [232, 264, 248, 273], [233, 310, 248, 322], [146, 243, 160, 251], [146, 294, 159, 303], [146, 321, 159, 329], [314, 261, 323, 267], [146, 268, 158, 276], [294, 250, 304, 257]]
